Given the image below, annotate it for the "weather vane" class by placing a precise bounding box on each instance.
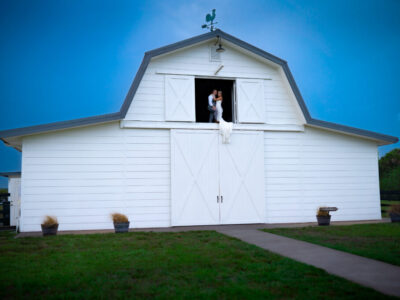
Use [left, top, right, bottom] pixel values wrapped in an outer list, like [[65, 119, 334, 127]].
[[201, 9, 217, 31]]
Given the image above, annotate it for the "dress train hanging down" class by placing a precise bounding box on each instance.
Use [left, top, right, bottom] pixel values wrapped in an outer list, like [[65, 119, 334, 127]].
[[216, 101, 233, 143], [219, 118, 233, 144]]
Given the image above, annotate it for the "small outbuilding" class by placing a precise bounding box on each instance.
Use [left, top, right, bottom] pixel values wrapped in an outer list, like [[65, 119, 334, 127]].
[[0, 30, 397, 232]]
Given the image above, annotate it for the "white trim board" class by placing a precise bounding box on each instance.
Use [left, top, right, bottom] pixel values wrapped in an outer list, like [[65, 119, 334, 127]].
[[156, 70, 272, 80], [120, 120, 304, 132]]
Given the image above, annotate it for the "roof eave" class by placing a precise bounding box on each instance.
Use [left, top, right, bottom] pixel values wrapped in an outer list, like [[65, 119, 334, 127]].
[[0, 112, 122, 139], [0, 171, 21, 178], [307, 118, 398, 145]]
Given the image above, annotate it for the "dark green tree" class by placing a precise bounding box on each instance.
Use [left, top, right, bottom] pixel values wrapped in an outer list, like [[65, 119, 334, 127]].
[[379, 148, 400, 190]]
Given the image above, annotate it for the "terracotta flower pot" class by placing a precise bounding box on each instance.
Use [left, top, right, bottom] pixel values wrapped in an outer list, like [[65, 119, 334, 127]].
[[316, 215, 331, 226], [41, 224, 59, 236], [114, 222, 130, 233], [390, 213, 400, 223]]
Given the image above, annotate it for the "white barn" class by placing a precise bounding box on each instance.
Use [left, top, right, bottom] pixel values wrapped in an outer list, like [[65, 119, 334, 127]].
[[0, 30, 397, 232]]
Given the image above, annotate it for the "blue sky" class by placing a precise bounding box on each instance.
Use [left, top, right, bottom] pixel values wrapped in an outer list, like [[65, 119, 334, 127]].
[[0, 0, 399, 187]]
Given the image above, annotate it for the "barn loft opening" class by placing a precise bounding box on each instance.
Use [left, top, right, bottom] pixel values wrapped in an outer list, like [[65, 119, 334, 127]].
[[195, 78, 235, 123]]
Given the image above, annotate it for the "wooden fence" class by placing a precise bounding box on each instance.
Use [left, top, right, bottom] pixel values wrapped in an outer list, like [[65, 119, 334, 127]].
[[380, 190, 400, 216]]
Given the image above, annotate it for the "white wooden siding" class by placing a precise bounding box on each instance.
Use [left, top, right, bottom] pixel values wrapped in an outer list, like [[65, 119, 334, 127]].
[[124, 42, 302, 125], [20, 122, 170, 232], [264, 127, 380, 223]]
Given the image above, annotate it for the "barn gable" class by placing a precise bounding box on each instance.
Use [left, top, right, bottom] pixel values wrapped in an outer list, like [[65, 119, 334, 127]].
[[123, 39, 304, 125]]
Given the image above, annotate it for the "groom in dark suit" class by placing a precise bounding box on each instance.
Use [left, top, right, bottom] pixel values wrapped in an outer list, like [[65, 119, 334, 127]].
[[208, 89, 217, 123]]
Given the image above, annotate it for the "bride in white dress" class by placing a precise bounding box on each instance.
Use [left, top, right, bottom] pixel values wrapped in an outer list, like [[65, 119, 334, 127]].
[[215, 91, 233, 143], [215, 91, 223, 122]]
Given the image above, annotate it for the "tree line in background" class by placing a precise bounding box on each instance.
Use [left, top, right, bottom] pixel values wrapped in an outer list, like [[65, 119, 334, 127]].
[[379, 148, 400, 190]]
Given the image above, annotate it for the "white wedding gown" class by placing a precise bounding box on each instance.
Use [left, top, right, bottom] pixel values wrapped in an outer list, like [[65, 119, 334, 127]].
[[216, 101, 223, 122], [216, 101, 233, 143]]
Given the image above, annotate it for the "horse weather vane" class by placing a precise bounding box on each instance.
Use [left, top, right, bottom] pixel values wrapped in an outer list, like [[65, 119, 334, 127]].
[[201, 9, 217, 31]]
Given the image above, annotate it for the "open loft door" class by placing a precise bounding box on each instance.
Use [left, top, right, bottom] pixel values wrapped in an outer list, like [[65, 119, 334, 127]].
[[195, 78, 234, 123]]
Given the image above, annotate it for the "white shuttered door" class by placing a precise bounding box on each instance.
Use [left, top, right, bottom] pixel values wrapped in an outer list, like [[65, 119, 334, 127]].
[[165, 75, 195, 121], [9, 178, 21, 227], [236, 79, 265, 123]]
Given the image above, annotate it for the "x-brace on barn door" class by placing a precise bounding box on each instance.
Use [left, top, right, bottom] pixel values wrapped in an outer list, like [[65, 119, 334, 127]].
[[171, 130, 265, 226]]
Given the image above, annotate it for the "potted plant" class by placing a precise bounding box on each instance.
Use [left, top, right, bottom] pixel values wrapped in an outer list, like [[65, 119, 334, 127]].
[[111, 213, 130, 233], [316, 207, 338, 226], [389, 204, 400, 222], [41, 216, 59, 236]]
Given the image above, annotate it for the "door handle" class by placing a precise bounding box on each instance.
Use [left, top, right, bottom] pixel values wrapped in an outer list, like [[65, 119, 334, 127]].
[[217, 196, 219, 203], [221, 196, 223, 203]]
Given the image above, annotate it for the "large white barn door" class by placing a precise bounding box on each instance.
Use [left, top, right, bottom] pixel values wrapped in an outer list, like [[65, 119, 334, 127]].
[[165, 75, 195, 122], [171, 130, 220, 226], [236, 79, 265, 123], [219, 131, 265, 224]]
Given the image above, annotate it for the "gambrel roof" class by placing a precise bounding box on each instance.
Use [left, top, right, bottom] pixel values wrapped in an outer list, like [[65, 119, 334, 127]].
[[0, 29, 397, 146]]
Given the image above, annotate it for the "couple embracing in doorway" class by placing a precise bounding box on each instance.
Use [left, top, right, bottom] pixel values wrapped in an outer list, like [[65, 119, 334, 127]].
[[208, 88, 233, 143], [208, 89, 224, 123]]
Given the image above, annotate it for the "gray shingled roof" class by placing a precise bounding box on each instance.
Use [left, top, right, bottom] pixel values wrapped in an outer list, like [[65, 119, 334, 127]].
[[0, 29, 397, 144]]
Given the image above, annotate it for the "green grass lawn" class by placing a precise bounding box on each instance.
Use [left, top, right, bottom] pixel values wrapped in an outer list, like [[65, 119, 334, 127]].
[[0, 231, 392, 299], [263, 223, 400, 266]]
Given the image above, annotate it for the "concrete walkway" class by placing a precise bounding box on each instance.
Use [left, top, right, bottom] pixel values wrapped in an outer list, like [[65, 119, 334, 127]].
[[218, 228, 400, 298]]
